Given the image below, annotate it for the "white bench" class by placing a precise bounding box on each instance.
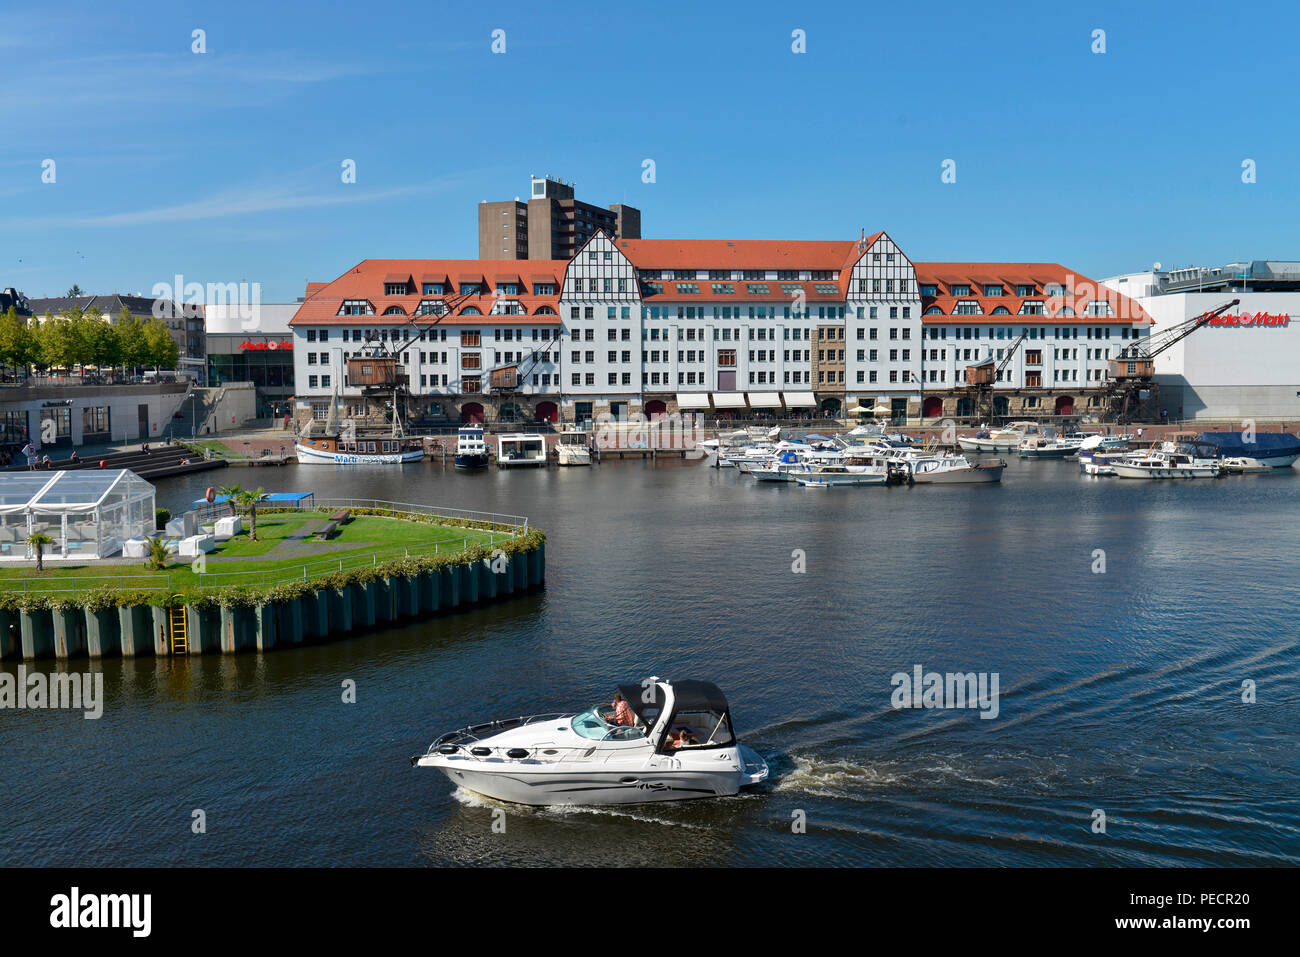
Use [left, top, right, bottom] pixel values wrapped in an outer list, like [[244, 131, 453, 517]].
[[214, 515, 243, 540]]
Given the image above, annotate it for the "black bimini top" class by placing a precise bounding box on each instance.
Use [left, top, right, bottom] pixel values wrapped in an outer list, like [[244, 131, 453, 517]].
[[617, 679, 730, 724]]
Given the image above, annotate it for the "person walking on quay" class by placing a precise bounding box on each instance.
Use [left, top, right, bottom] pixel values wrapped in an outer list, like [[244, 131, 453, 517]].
[[20, 441, 36, 470]]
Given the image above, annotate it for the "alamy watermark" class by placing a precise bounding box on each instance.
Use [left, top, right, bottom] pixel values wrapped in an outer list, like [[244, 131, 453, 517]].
[[1, 665, 103, 719], [150, 273, 263, 331], [890, 664, 1000, 720]]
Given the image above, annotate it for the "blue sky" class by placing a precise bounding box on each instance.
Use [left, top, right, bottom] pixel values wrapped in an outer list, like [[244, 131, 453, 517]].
[[2, 0, 1295, 302]]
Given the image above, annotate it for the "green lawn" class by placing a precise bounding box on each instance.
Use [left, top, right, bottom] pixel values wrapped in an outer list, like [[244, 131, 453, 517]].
[[0, 511, 506, 592]]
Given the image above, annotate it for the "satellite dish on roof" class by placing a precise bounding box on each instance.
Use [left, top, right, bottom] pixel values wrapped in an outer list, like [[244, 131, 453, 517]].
[[1153, 262, 1162, 270]]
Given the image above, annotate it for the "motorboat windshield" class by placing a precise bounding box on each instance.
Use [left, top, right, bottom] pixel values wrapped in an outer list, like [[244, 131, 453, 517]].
[[571, 707, 645, 741]]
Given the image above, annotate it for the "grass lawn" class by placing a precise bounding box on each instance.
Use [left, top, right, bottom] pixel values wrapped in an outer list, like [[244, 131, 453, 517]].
[[0, 512, 506, 592]]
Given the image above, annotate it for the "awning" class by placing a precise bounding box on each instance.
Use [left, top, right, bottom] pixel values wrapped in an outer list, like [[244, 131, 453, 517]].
[[676, 393, 711, 409], [747, 392, 782, 407], [783, 391, 817, 407], [712, 393, 747, 408]]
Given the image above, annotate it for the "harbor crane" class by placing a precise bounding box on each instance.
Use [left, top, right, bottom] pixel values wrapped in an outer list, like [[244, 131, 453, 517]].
[[1103, 298, 1239, 424], [963, 329, 1029, 424], [487, 329, 564, 393], [349, 289, 477, 435]]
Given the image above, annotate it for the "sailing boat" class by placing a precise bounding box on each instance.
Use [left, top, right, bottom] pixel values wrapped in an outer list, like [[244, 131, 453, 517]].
[[294, 386, 426, 464]]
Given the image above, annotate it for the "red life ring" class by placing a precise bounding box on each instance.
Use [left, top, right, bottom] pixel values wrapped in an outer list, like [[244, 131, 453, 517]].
[[205, 487, 215, 503]]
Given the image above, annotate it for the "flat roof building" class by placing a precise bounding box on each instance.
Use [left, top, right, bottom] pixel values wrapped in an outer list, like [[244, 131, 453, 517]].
[[479, 175, 642, 261], [1102, 262, 1300, 422]]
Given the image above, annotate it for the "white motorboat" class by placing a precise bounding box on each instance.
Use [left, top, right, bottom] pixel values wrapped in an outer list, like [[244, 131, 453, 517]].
[[908, 453, 1005, 483], [957, 421, 1043, 453], [1219, 456, 1272, 474], [1079, 449, 1130, 476], [412, 678, 769, 806], [555, 429, 592, 466], [1016, 435, 1074, 459], [496, 433, 547, 468], [453, 426, 491, 469], [1112, 448, 1221, 479]]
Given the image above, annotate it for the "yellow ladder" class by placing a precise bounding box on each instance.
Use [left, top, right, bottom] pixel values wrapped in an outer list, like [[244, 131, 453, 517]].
[[169, 603, 189, 655]]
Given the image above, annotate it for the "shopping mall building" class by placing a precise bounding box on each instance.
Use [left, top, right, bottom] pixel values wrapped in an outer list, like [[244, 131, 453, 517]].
[[289, 231, 1154, 426], [1102, 261, 1300, 422]]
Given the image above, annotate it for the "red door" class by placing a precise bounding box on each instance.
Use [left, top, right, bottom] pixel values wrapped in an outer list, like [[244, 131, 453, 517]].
[[460, 402, 484, 423], [1055, 395, 1074, 415]]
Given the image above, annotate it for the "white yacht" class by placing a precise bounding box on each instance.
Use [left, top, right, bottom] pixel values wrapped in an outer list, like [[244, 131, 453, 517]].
[[1112, 447, 1221, 479], [907, 453, 1005, 483], [412, 678, 768, 806], [555, 429, 592, 466], [496, 433, 548, 468], [958, 421, 1043, 453]]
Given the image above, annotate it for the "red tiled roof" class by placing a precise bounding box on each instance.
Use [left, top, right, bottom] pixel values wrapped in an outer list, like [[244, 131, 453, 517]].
[[291, 259, 567, 326], [915, 262, 1152, 325], [618, 238, 866, 270]]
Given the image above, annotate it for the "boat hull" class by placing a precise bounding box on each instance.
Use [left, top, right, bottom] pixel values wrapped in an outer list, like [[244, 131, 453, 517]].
[[294, 443, 424, 465], [958, 437, 1019, 453], [1112, 464, 1218, 479], [911, 464, 1004, 483], [422, 743, 768, 807], [453, 453, 491, 469]]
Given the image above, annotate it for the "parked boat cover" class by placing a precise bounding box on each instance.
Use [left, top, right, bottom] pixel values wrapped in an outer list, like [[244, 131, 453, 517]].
[[1198, 432, 1300, 457]]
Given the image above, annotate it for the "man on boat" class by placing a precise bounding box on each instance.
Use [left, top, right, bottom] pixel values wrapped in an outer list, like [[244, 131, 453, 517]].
[[610, 693, 635, 726]]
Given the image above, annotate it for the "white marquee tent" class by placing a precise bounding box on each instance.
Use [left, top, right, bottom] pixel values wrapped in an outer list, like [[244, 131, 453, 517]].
[[0, 470, 156, 560]]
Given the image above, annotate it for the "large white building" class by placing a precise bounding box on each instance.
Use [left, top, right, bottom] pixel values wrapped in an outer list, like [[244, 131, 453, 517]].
[[1102, 262, 1300, 421], [289, 231, 1153, 426]]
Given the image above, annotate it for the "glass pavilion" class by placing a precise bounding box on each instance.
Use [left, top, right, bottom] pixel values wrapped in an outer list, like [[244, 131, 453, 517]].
[[0, 470, 156, 560]]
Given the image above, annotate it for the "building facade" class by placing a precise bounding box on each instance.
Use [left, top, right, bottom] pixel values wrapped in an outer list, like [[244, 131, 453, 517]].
[[204, 303, 297, 419], [479, 175, 642, 261], [1102, 262, 1300, 421], [291, 232, 1152, 427]]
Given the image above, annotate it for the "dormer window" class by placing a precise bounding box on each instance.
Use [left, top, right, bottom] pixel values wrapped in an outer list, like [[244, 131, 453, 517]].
[[422, 283, 443, 295], [498, 283, 518, 295], [384, 283, 408, 296], [459, 282, 482, 295], [1017, 284, 1036, 297], [919, 284, 938, 297], [950, 284, 971, 297], [984, 284, 1003, 296], [339, 299, 373, 316]]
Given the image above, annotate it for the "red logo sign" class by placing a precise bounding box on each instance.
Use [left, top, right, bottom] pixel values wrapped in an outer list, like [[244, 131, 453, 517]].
[[240, 340, 294, 351], [1206, 312, 1291, 327]]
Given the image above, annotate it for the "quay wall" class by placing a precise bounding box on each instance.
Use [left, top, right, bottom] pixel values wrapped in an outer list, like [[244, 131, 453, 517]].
[[1, 542, 544, 661]]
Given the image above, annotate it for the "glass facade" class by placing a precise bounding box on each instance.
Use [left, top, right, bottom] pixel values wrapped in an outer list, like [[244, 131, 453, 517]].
[[206, 334, 295, 418]]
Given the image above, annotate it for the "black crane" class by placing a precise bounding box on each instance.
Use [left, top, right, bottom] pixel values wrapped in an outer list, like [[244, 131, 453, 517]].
[[1104, 298, 1239, 424], [963, 329, 1029, 424], [350, 289, 477, 435]]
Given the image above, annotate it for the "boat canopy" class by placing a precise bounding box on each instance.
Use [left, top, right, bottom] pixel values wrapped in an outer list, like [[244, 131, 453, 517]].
[[1198, 432, 1300, 458], [617, 679, 730, 726]]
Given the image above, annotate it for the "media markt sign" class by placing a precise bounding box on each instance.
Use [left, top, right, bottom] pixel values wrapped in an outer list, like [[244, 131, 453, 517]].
[[240, 339, 294, 351], [1205, 312, 1292, 327]]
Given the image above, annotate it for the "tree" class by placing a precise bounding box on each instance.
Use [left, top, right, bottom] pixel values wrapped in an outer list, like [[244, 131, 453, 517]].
[[142, 318, 180, 370], [0, 306, 32, 377], [116, 309, 147, 372], [218, 484, 243, 519], [233, 487, 269, 541], [144, 537, 171, 571], [26, 532, 54, 572], [66, 284, 85, 297]]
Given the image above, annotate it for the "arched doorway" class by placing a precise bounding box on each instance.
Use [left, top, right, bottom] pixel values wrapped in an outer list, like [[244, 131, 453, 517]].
[[1055, 395, 1074, 416], [922, 396, 943, 419], [498, 402, 522, 423], [955, 397, 973, 418], [645, 399, 667, 420], [993, 395, 1010, 418], [460, 402, 484, 423], [819, 397, 842, 417], [534, 401, 558, 423]]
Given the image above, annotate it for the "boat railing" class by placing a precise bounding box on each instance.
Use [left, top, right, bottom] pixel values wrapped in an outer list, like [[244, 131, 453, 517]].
[[429, 712, 568, 750]]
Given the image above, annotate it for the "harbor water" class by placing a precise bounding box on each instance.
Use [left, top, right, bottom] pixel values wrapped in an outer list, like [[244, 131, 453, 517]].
[[2, 456, 1297, 866]]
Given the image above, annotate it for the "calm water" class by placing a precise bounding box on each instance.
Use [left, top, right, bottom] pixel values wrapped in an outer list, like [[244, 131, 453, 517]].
[[2, 455, 1298, 866]]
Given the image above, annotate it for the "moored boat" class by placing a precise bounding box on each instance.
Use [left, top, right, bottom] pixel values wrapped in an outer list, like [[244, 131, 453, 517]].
[[453, 425, 491, 469]]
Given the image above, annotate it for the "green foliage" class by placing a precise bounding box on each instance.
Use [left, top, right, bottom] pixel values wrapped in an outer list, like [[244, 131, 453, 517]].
[[155, 507, 171, 530], [144, 537, 171, 571]]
